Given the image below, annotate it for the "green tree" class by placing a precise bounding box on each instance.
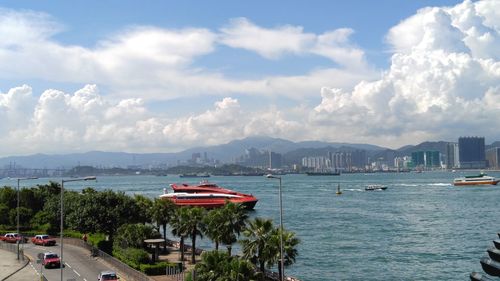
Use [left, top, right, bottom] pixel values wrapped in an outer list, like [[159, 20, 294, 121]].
[[66, 190, 140, 238], [170, 207, 205, 264], [184, 207, 205, 264], [113, 223, 160, 249], [150, 198, 176, 253], [0, 187, 16, 209], [8, 207, 33, 229], [170, 207, 190, 262], [203, 208, 225, 251], [219, 202, 248, 256], [240, 217, 275, 278], [193, 250, 259, 281], [0, 203, 9, 225], [134, 195, 153, 225], [270, 228, 300, 281]]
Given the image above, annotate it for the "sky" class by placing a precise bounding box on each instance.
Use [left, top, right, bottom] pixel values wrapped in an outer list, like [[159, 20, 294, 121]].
[[1, 0, 500, 157]]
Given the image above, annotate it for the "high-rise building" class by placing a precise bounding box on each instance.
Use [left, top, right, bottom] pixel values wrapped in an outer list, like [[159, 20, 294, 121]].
[[302, 156, 330, 169], [330, 152, 352, 171], [411, 151, 440, 168], [458, 136, 486, 169], [268, 151, 282, 169], [425, 151, 440, 167], [411, 151, 425, 167], [486, 147, 500, 169], [446, 143, 459, 169], [351, 150, 367, 169]]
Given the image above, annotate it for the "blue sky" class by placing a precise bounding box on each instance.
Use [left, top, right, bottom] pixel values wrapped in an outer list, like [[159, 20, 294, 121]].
[[2, 0, 500, 157]]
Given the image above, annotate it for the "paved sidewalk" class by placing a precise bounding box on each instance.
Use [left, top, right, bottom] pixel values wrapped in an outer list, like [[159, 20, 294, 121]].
[[0, 248, 39, 281]]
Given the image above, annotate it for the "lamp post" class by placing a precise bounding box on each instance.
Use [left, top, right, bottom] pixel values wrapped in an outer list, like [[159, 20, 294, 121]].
[[266, 174, 284, 281], [60, 176, 96, 281], [16, 177, 38, 260]]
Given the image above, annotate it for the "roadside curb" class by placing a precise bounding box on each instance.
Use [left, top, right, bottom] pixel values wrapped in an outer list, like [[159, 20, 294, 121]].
[[1, 254, 30, 281]]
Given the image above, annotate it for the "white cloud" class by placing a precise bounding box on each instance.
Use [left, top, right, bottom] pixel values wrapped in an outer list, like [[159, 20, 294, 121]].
[[310, 0, 500, 147], [0, 9, 374, 103], [219, 18, 369, 69], [4, 1, 500, 155], [219, 18, 315, 59]]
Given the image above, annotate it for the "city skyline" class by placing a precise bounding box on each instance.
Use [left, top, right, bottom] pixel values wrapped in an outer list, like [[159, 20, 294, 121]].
[[2, 0, 500, 157]]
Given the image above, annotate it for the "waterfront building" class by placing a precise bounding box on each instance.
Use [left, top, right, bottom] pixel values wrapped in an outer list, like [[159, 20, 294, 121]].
[[411, 151, 440, 168], [458, 137, 486, 169], [445, 142, 459, 169], [351, 150, 367, 169], [394, 156, 412, 169], [330, 152, 352, 171], [268, 151, 283, 169], [302, 156, 331, 170], [486, 147, 500, 169], [411, 151, 425, 167], [425, 151, 440, 167]]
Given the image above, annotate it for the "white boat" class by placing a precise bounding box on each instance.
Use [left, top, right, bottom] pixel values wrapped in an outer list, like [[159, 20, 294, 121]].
[[365, 184, 387, 191], [453, 173, 500, 186]]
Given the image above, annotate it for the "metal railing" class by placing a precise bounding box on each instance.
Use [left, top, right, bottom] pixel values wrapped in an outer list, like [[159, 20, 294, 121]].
[[0, 241, 25, 261]]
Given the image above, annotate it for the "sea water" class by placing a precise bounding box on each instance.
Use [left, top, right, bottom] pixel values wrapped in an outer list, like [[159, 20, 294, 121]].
[[6, 171, 500, 280]]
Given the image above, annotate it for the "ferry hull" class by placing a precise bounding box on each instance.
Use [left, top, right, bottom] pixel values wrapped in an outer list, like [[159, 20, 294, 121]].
[[161, 195, 258, 210], [453, 180, 499, 186], [166, 199, 258, 210]]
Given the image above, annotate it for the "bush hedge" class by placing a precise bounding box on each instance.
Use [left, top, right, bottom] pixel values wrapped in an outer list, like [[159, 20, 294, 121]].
[[140, 262, 178, 275], [113, 247, 150, 269]]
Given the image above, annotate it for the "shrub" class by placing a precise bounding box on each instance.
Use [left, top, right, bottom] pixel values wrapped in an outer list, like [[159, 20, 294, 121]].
[[140, 262, 178, 275], [113, 247, 150, 269]]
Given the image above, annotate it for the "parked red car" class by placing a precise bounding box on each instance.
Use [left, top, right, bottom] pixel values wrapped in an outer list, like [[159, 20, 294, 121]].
[[0, 233, 27, 243], [31, 234, 56, 246], [42, 252, 61, 268]]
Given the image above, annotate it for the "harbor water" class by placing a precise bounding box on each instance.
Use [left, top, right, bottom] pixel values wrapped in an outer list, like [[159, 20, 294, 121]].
[[5, 171, 500, 280]]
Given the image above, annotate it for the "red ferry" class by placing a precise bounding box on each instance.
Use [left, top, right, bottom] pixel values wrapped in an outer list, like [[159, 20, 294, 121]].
[[162, 181, 258, 209]]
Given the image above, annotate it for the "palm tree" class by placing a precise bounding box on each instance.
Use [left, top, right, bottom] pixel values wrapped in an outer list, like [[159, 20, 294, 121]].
[[184, 207, 205, 264], [203, 208, 225, 251], [194, 250, 260, 281], [171, 207, 205, 264], [220, 202, 248, 256], [150, 198, 177, 252], [170, 207, 190, 262], [271, 228, 300, 281], [240, 217, 275, 278]]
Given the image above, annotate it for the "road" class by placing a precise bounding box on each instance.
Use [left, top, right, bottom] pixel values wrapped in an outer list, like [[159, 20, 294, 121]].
[[22, 242, 115, 281]]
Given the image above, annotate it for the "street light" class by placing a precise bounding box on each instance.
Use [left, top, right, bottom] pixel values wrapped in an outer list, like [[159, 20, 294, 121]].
[[266, 174, 285, 281], [16, 177, 38, 260], [60, 176, 96, 281]]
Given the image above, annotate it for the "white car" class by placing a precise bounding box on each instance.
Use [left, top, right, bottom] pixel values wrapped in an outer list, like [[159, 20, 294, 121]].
[[98, 271, 119, 281]]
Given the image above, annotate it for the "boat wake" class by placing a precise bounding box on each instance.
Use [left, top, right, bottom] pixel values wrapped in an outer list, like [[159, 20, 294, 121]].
[[428, 183, 452, 186], [343, 188, 363, 192], [399, 184, 419, 187]]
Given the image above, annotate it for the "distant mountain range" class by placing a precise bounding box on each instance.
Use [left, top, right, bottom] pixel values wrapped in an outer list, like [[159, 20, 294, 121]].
[[0, 136, 498, 169]]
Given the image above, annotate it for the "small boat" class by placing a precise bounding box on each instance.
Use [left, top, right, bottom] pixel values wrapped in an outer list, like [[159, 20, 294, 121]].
[[480, 257, 500, 277], [336, 184, 342, 195], [470, 272, 496, 281], [487, 247, 500, 263], [160, 192, 258, 210], [365, 184, 388, 191], [453, 173, 499, 186], [493, 239, 500, 250]]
